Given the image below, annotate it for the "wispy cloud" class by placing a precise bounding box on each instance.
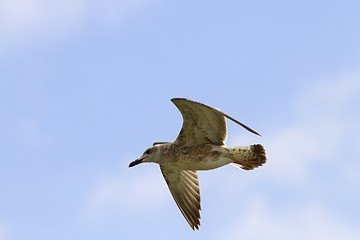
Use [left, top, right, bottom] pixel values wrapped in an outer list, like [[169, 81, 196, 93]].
[[80, 164, 167, 222], [0, 0, 160, 54], [0, 221, 9, 240], [0, 0, 85, 53], [224, 198, 360, 240], [90, 0, 160, 28], [223, 70, 360, 239], [259, 71, 360, 182]]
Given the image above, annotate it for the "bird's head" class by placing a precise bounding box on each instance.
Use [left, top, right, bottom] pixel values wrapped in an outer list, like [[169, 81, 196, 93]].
[[129, 145, 161, 167]]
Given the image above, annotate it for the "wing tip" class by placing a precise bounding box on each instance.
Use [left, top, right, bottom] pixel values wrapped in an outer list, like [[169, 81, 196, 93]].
[[191, 223, 200, 230], [253, 130, 262, 137]]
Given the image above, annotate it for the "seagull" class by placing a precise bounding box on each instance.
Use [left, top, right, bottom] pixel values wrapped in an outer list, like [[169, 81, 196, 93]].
[[129, 98, 266, 230]]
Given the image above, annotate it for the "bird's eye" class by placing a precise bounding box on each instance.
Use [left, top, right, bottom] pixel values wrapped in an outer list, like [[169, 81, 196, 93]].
[[145, 149, 151, 154]]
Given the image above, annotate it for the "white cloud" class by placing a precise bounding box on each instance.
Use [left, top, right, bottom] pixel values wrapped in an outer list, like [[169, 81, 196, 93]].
[[224, 199, 360, 240], [0, 222, 9, 240], [222, 71, 360, 240], [0, 0, 160, 54], [0, 0, 84, 31], [0, 0, 85, 53], [80, 164, 167, 222], [298, 72, 360, 112], [234, 71, 360, 183], [91, 0, 160, 28]]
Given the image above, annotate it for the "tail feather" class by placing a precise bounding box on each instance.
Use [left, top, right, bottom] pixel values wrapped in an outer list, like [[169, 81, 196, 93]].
[[228, 144, 266, 170]]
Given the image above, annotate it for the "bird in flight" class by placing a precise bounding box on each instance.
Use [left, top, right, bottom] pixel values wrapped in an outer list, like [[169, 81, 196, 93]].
[[129, 98, 266, 230]]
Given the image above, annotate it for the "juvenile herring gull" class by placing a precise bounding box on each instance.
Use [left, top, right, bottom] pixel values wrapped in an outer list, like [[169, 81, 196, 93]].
[[129, 98, 266, 230]]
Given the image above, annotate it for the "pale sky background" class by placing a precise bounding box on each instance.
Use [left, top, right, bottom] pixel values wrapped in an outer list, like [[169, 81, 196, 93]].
[[1, 0, 360, 239]]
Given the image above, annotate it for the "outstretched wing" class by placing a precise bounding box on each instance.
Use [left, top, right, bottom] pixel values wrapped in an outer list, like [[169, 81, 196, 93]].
[[171, 98, 260, 146], [160, 166, 201, 230]]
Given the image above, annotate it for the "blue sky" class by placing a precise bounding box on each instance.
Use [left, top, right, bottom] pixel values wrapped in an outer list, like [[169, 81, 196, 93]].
[[1, 0, 360, 239]]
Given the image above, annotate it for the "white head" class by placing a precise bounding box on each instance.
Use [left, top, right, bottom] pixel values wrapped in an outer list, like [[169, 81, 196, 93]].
[[129, 145, 161, 167]]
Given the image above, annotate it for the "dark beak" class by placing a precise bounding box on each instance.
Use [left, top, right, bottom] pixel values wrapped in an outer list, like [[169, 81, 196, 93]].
[[129, 158, 144, 168]]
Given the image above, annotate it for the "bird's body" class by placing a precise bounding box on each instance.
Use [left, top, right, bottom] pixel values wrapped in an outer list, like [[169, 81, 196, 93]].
[[154, 143, 225, 170], [152, 143, 265, 171], [129, 98, 266, 230]]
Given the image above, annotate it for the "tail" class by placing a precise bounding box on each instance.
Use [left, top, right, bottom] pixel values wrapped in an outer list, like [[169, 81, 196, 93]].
[[227, 144, 266, 170]]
